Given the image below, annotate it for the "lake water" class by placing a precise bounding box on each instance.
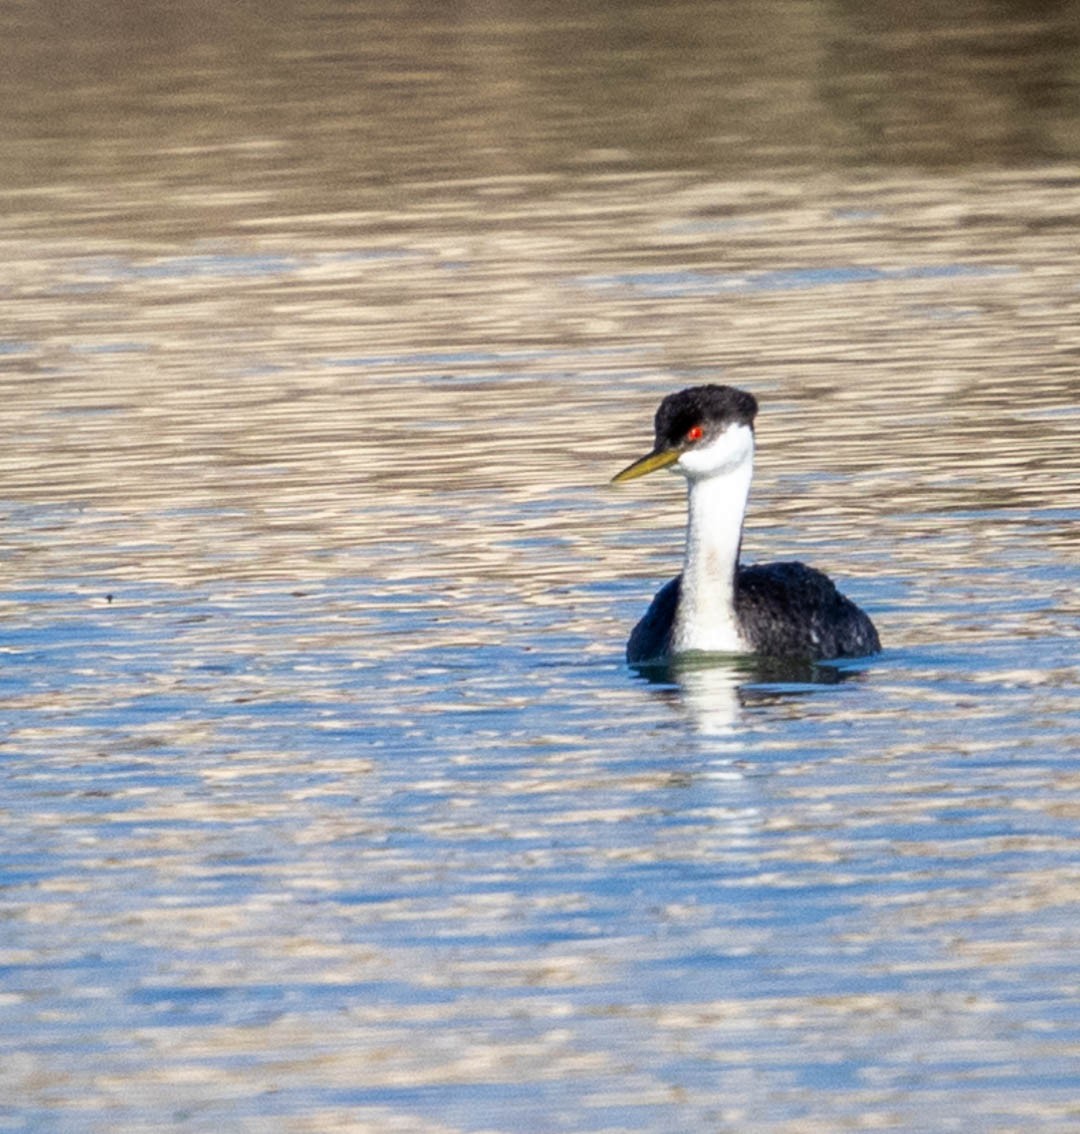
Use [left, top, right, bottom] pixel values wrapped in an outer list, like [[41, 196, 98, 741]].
[[2, 2, 1079, 1132]]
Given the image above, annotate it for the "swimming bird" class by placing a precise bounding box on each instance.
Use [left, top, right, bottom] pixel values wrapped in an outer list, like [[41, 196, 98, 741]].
[[612, 385, 880, 664]]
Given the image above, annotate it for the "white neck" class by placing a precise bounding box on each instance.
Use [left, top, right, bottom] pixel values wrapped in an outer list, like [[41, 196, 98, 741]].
[[671, 428, 754, 654]]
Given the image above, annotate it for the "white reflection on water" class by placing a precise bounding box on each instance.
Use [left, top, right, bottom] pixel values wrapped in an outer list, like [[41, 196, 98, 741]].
[[657, 662, 747, 738]]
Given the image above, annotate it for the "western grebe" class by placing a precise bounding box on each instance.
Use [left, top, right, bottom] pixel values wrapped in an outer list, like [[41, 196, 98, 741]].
[[612, 384, 881, 664]]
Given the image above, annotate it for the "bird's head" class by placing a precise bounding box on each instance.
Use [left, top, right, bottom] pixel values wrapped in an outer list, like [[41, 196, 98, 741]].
[[611, 384, 758, 485]]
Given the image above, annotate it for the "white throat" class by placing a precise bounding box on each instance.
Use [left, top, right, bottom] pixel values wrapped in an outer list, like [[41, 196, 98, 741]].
[[671, 424, 755, 654]]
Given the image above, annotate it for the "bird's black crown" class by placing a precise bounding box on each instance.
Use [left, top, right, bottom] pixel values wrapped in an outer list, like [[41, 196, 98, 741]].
[[654, 385, 758, 449]]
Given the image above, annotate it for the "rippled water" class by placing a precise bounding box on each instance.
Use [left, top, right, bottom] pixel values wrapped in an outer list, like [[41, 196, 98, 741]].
[[3, 2, 1080, 1132]]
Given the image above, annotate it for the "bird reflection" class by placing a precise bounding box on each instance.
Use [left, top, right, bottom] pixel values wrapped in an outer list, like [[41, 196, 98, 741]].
[[631, 652, 862, 735]]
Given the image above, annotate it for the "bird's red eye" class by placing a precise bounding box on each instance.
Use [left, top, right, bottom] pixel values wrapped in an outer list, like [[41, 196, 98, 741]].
[[685, 424, 704, 443]]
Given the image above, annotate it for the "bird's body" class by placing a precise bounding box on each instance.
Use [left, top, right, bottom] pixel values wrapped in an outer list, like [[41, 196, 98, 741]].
[[626, 563, 880, 664], [612, 385, 880, 665]]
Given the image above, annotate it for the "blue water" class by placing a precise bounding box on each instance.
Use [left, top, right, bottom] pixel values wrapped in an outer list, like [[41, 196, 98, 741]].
[[2, 528, 1077, 1131]]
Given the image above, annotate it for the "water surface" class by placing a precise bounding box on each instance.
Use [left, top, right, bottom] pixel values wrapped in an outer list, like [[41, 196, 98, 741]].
[[2, 2, 1079, 1131]]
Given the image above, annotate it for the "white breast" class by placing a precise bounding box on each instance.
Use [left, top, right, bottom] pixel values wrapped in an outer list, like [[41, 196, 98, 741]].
[[672, 579, 747, 653]]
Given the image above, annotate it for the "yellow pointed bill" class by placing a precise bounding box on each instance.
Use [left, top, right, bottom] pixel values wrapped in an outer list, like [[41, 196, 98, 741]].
[[611, 447, 680, 484]]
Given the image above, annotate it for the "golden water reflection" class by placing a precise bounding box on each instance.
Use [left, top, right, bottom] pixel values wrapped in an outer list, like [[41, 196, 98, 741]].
[[2, 171, 1077, 666]]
